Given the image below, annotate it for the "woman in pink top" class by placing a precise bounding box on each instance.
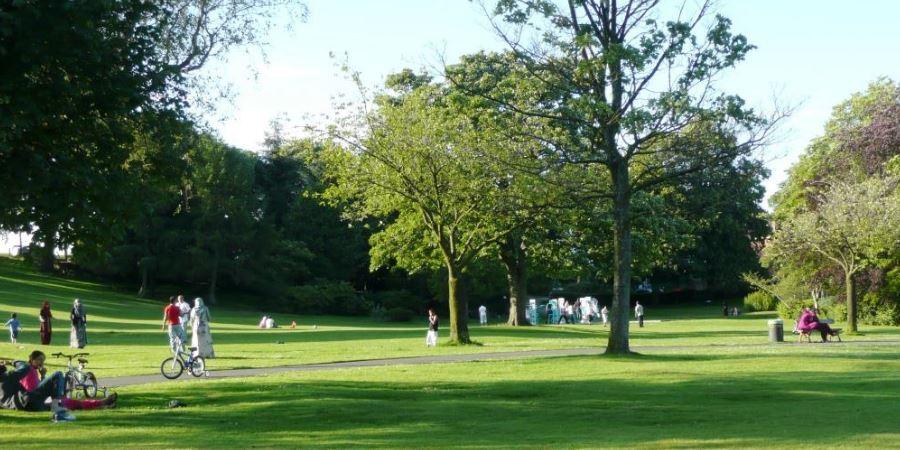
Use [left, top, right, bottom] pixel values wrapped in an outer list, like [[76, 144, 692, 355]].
[[797, 308, 835, 342], [16, 350, 116, 411]]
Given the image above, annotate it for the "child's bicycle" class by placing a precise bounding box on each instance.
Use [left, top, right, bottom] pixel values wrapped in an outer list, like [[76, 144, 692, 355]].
[[160, 336, 206, 379], [52, 352, 99, 398]]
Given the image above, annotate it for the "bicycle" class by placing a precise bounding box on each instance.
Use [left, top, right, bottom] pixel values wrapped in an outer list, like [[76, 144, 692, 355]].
[[52, 352, 98, 399], [160, 336, 206, 379]]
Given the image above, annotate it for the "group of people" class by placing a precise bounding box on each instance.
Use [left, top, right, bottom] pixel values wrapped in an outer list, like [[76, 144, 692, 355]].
[[4, 299, 88, 348], [1, 350, 118, 420], [162, 295, 215, 358], [544, 298, 613, 327], [722, 303, 741, 317]]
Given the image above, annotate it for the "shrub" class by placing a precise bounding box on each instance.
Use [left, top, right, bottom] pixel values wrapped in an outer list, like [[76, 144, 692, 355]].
[[859, 290, 900, 326], [743, 291, 777, 312], [284, 281, 368, 315], [385, 307, 415, 322], [368, 290, 425, 314]]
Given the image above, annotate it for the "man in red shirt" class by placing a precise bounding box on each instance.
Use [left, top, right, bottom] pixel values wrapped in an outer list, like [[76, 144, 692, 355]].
[[162, 296, 187, 353]]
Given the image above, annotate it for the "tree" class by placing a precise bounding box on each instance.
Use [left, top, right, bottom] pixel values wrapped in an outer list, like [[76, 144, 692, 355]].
[[452, 0, 779, 353], [322, 84, 519, 344], [768, 176, 900, 332]]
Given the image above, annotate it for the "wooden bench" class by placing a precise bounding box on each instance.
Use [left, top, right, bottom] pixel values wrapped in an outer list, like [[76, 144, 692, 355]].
[[798, 327, 842, 343]]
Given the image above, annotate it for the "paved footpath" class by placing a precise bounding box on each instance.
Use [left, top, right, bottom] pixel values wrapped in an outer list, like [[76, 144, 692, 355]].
[[104, 339, 900, 388]]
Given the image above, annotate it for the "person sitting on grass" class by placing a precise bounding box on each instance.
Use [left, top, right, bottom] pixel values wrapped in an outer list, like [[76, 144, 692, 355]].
[[797, 308, 836, 342], [0, 350, 117, 416]]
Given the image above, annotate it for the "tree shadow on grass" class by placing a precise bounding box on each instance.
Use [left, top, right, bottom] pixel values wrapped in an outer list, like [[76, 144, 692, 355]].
[[8, 360, 898, 448]]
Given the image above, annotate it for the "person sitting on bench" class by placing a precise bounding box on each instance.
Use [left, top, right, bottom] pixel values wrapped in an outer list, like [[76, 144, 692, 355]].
[[797, 308, 837, 342]]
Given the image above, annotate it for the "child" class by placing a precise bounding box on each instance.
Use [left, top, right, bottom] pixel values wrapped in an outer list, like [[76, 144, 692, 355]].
[[4, 313, 21, 344], [425, 309, 439, 347]]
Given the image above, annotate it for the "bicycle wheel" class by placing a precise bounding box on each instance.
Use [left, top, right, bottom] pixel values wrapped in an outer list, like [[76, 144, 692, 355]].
[[189, 356, 206, 377], [83, 372, 98, 398], [160, 357, 184, 379]]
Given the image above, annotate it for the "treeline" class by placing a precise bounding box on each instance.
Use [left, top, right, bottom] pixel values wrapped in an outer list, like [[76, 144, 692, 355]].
[[749, 79, 900, 329], [2, 1, 777, 347]]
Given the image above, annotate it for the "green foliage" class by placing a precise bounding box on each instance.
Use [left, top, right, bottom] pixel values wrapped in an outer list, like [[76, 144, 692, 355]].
[[743, 291, 777, 312], [284, 281, 365, 315]]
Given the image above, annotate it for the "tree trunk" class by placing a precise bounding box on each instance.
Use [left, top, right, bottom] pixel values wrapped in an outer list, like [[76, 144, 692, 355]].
[[447, 264, 471, 344], [39, 231, 55, 272], [499, 235, 529, 326], [208, 249, 219, 305], [845, 270, 857, 333], [606, 162, 633, 354]]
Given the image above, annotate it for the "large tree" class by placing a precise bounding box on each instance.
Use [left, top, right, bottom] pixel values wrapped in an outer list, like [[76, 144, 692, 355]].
[[323, 81, 521, 343], [452, 0, 779, 353], [768, 177, 900, 332]]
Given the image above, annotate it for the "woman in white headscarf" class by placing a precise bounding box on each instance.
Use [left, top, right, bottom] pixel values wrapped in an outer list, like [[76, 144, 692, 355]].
[[189, 298, 215, 358], [69, 299, 87, 349]]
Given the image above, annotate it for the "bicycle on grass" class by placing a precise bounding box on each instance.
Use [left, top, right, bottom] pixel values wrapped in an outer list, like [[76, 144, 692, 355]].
[[160, 336, 206, 379], [52, 352, 98, 398]]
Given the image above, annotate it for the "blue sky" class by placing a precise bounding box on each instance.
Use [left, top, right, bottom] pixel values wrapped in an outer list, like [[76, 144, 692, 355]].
[[2, 0, 899, 253]]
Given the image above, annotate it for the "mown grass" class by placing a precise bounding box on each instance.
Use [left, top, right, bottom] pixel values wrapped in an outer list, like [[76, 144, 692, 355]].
[[1, 344, 898, 448], [2, 257, 899, 379]]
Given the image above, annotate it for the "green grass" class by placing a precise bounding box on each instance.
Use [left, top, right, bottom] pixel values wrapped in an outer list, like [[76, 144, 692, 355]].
[[1, 256, 899, 379], [2, 257, 900, 448], [1, 344, 898, 448]]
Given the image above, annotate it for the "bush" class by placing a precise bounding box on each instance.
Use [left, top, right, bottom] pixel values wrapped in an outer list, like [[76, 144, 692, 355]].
[[284, 281, 368, 315], [776, 298, 811, 322], [743, 291, 777, 312], [368, 290, 425, 314], [385, 307, 415, 322], [859, 290, 900, 325]]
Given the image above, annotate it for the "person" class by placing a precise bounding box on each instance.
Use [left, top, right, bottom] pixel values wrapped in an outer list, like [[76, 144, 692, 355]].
[[265, 316, 276, 329], [5, 313, 21, 344], [425, 309, 439, 347], [39, 301, 52, 345], [557, 300, 569, 324], [177, 295, 192, 335], [732, 307, 740, 317], [635, 301, 645, 328], [478, 305, 487, 325], [259, 315, 268, 328], [566, 301, 575, 324], [722, 302, 729, 317], [0, 350, 116, 417], [189, 298, 215, 358], [545, 302, 554, 324], [290, 320, 297, 329], [600, 305, 609, 327], [69, 299, 87, 349], [162, 296, 187, 353], [797, 307, 836, 342]]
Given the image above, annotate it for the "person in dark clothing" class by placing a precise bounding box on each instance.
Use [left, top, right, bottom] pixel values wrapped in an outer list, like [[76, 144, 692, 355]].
[[425, 309, 439, 347], [722, 302, 729, 317]]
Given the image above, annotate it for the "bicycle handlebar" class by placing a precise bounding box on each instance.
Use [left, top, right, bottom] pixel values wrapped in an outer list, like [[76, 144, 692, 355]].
[[52, 352, 90, 359]]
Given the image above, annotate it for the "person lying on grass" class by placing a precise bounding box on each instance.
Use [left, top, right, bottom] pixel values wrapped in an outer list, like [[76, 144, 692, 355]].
[[0, 350, 117, 413]]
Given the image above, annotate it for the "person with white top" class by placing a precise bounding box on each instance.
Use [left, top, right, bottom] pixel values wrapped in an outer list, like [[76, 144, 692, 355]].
[[635, 301, 645, 328], [600, 305, 609, 327], [176, 295, 191, 334], [478, 305, 487, 325]]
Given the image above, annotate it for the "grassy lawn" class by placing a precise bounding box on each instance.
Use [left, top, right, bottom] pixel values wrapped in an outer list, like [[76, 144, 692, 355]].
[[2, 257, 899, 379], [1, 344, 898, 448]]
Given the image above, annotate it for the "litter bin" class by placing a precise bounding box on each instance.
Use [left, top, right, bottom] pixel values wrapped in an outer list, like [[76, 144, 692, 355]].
[[768, 319, 784, 342]]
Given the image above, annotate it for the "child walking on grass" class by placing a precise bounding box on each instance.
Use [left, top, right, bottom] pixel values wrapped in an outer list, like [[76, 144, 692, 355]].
[[4, 313, 21, 344]]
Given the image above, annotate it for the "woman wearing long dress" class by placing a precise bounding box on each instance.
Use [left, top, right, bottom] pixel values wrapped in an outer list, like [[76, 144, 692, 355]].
[[190, 298, 215, 358], [69, 299, 87, 349], [39, 301, 53, 345]]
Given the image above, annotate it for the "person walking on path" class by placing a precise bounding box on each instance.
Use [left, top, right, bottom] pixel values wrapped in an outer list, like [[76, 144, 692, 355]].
[[162, 296, 187, 353], [69, 299, 87, 349], [425, 309, 439, 347], [189, 297, 215, 358], [4, 313, 21, 344], [600, 305, 609, 327], [39, 301, 52, 345], [635, 301, 645, 328], [478, 305, 487, 325], [177, 295, 192, 335]]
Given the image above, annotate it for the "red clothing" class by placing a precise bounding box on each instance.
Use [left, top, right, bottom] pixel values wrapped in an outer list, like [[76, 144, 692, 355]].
[[164, 304, 181, 325], [20, 367, 40, 392]]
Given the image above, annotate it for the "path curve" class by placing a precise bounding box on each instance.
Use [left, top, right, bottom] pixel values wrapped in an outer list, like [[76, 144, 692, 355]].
[[103, 339, 900, 388]]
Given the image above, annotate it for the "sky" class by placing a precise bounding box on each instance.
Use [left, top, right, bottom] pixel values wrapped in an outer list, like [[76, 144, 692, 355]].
[[2, 0, 899, 254]]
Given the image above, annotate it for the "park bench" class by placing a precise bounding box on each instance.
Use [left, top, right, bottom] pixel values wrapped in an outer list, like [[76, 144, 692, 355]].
[[797, 318, 842, 343]]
